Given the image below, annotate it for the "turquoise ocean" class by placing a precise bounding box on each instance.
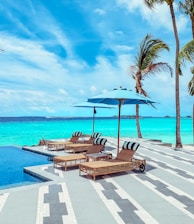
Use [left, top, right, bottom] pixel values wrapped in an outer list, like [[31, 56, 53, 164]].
[[0, 117, 193, 146]]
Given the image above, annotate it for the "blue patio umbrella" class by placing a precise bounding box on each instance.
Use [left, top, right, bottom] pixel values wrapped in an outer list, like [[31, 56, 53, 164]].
[[88, 87, 156, 154], [73, 101, 114, 133]]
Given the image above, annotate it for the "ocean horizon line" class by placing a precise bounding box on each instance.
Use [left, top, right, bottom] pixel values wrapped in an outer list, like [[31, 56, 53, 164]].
[[0, 115, 192, 119]]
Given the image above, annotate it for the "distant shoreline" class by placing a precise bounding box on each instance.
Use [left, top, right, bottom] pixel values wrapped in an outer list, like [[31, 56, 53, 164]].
[[0, 115, 192, 119], [0, 116, 192, 123]]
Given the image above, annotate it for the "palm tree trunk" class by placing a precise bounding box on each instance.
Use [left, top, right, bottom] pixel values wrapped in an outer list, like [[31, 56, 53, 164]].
[[135, 73, 143, 138], [169, 3, 183, 148], [191, 15, 194, 37], [136, 104, 142, 138], [189, 11, 194, 146]]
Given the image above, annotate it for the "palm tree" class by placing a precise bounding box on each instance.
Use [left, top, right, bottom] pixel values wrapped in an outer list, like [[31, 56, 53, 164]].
[[144, 0, 182, 148], [130, 34, 173, 138], [179, 41, 194, 144], [179, 0, 194, 144], [179, 0, 194, 93]]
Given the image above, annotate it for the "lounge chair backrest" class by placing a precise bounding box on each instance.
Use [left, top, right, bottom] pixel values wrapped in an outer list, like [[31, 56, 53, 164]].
[[85, 132, 102, 144], [122, 141, 140, 151], [91, 132, 101, 138], [70, 132, 82, 143], [38, 139, 52, 146], [38, 139, 46, 146], [72, 131, 82, 137], [86, 138, 107, 154], [93, 137, 107, 145], [116, 141, 140, 162]]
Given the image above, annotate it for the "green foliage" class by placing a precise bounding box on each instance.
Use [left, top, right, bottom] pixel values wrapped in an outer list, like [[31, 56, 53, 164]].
[[179, 39, 194, 64], [188, 75, 194, 95], [130, 34, 172, 83], [179, 0, 194, 16]]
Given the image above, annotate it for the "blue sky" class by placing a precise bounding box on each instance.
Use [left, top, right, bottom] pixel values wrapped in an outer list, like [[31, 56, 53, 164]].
[[0, 0, 193, 117]]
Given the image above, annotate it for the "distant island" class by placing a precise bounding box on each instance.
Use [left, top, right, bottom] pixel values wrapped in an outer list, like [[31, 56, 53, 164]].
[[0, 116, 192, 123]]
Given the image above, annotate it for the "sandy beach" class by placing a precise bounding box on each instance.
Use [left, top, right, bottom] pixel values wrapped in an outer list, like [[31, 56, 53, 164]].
[[0, 137, 194, 224]]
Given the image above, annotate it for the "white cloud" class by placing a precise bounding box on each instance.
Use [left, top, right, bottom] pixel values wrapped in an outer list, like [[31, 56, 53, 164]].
[[117, 0, 188, 33], [30, 106, 55, 113], [58, 89, 68, 96], [115, 45, 133, 52], [90, 85, 97, 93], [0, 0, 192, 117], [78, 89, 85, 95], [116, 0, 142, 11], [94, 8, 106, 15], [176, 14, 188, 33]]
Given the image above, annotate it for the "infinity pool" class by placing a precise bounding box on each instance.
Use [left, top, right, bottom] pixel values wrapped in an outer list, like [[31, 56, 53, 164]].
[[0, 146, 51, 190]]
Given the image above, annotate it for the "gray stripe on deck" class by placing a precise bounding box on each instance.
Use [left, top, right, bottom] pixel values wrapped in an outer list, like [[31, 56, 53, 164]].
[[99, 179, 145, 224], [63, 170, 118, 224], [43, 184, 67, 224], [143, 155, 194, 179], [136, 173, 194, 215]]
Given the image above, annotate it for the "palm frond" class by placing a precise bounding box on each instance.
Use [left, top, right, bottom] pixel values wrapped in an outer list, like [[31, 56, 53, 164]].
[[136, 34, 170, 71], [179, 39, 194, 65], [179, 0, 194, 16], [144, 0, 164, 8], [129, 65, 138, 78], [188, 75, 194, 96], [142, 62, 173, 77], [191, 66, 194, 74]]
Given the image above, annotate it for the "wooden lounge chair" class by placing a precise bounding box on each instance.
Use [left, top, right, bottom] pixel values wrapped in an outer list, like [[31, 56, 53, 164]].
[[79, 141, 146, 180], [53, 138, 108, 170], [64, 133, 101, 153], [39, 131, 82, 151]]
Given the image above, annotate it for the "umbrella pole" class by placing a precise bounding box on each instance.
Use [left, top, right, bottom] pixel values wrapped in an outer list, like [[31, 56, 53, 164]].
[[117, 101, 121, 155], [92, 110, 95, 134]]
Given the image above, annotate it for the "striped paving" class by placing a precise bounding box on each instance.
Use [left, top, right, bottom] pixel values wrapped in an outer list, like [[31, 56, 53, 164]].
[[0, 138, 193, 224]]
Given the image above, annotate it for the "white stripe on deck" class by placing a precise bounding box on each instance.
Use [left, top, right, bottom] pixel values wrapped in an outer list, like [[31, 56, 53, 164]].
[[90, 177, 159, 224], [132, 173, 194, 220], [36, 183, 77, 224], [54, 168, 64, 178], [0, 193, 9, 213], [60, 183, 77, 224], [148, 160, 194, 184], [90, 179, 124, 224], [36, 185, 49, 224], [146, 172, 194, 200], [144, 146, 194, 164], [141, 145, 194, 166]]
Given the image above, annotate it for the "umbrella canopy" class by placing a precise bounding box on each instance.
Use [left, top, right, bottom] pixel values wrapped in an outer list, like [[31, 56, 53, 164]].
[[88, 87, 156, 154], [73, 101, 114, 133]]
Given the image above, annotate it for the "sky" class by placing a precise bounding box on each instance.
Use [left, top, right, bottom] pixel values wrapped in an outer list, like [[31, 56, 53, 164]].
[[0, 0, 193, 117]]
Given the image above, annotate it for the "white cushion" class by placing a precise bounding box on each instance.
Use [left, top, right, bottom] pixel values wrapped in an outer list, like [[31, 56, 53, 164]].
[[72, 131, 82, 136], [122, 141, 140, 151], [93, 137, 107, 145]]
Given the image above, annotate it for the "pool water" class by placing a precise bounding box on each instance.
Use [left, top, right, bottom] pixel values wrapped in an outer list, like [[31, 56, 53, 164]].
[[0, 146, 51, 190]]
